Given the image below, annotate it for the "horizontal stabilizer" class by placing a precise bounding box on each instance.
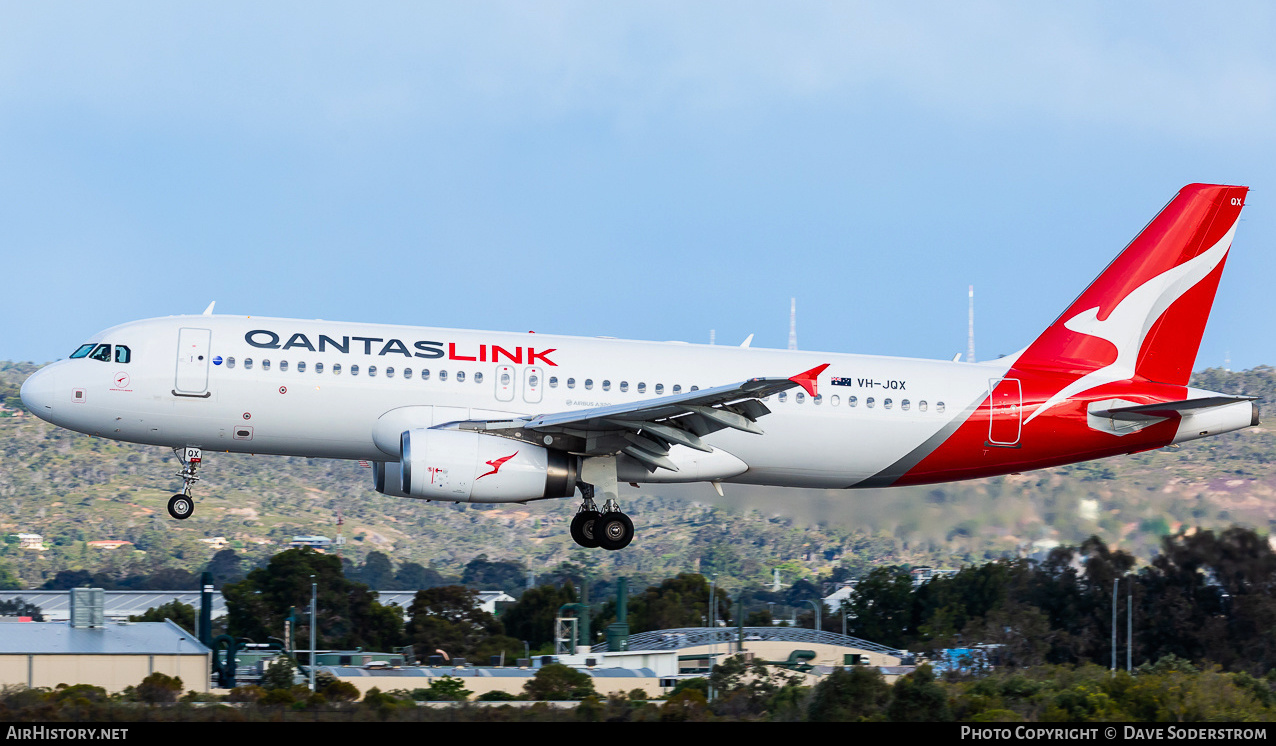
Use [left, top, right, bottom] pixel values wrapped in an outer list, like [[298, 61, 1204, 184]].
[[1100, 395, 1257, 421]]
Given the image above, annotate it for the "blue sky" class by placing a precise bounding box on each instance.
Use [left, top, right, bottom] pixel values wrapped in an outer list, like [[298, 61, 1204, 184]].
[[2, 2, 1274, 370]]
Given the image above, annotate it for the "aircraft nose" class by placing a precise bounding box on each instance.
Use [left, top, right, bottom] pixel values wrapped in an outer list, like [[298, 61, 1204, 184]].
[[20, 366, 58, 420]]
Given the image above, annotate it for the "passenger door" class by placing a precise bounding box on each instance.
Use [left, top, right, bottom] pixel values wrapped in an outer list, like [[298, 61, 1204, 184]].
[[174, 328, 212, 396]]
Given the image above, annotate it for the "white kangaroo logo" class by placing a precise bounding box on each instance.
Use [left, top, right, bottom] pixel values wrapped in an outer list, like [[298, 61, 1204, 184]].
[[1024, 217, 1239, 425]]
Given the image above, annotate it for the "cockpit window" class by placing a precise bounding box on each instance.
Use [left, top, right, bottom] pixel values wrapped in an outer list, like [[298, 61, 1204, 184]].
[[88, 344, 112, 362], [114, 346, 131, 364], [69, 344, 95, 359]]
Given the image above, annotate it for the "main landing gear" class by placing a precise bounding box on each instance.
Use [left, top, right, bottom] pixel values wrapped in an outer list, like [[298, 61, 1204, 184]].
[[168, 447, 202, 520], [570, 457, 635, 551]]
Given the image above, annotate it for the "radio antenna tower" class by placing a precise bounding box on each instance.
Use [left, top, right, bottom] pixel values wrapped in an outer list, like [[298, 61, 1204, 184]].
[[788, 298, 798, 350], [966, 285, 976, 363]]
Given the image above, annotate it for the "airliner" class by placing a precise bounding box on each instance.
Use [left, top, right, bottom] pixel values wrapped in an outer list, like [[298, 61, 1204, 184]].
[[20, 184, 1258, 550]]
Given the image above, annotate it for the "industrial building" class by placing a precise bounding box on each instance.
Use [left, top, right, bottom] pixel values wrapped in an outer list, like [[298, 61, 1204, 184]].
[[0, 589, 210, 694]]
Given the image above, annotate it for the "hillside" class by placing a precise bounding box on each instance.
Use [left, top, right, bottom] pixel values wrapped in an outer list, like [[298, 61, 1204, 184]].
[[1, 361, 1274, 590]]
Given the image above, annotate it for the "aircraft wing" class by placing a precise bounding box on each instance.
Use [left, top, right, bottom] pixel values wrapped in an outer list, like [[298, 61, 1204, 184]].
[[446, 363, 829, 471]]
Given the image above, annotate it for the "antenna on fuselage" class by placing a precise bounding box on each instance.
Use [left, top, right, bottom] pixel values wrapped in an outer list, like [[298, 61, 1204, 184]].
[[202, 301, 216, 316]]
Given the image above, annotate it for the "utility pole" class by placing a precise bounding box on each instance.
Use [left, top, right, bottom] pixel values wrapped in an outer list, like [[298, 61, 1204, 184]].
[[1127, 579, 1133, 672], [1111, 578, 1118, 675]]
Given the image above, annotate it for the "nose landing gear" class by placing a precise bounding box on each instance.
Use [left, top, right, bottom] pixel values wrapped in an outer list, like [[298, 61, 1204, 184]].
[[168, 447, 202, 520]]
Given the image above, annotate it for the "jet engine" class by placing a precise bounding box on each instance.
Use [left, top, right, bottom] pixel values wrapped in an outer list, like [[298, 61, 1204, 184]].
[[379, 429, 577, 503]]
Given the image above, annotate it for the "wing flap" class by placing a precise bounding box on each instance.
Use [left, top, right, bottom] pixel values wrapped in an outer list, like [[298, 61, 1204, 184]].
[[452, 363, 829, 469]]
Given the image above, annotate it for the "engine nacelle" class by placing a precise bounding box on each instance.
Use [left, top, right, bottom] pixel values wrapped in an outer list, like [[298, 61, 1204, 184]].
[[395, 429, 577, 503]]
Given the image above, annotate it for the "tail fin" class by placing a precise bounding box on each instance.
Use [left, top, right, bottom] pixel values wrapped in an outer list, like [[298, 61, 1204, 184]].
[[1019, 184, 1247, 421]]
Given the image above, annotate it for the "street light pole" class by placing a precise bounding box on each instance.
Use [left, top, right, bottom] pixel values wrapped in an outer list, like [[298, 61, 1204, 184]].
[[803, 600, 821, 634], [310, 575, 317, 692]]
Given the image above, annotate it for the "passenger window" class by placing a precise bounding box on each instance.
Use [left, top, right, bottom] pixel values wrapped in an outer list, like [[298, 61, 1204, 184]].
[[456, 371, 465, 382], [474, 372, 483, 384], [549, 376, 558, 388], [937, 401, 945, 413], [297, 361, 306, 373], [350, 364, 359, 376], [830, 395, 839, 406], [655, 384, 664, 395], [368, 366, 377, 377], [567, 378, 575, 389], [403, 368, 412, 379], [420, 369, 429, 380], [501, 372, 512, 386], [439, 370, 447, 381], [584, 379, 593, 390], [244, 358, 254, 370], [778, 391, 787, 402], [526, 373, 535, 387], [638, 383, 647, 394], [919, 400, 927, 412], [386, 367, 394, 378], [620, 381, 628, 392], [602, 380, 611, 391], [89, 344, 111, 362], [848, 396, 857, 407], [884, 398, 892, 409], [114, 346, 131, 364], [315, 362, 324, 374], [796, 392, 805, 403], [814, 394, 823, 405], [262, 359, 271, 371], [70, 344, 96, 359], [280, 361, 289, 372], [673, 385, 682, 394], [690, 385, 699, 392], [901, 399, 910, 411], [866, 397, 875, 408], [227, 357, 236, 369], [332, 363, 341, 375]]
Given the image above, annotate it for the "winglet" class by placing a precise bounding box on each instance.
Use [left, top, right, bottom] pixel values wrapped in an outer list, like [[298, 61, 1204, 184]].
[[789, 363, 829, 397]]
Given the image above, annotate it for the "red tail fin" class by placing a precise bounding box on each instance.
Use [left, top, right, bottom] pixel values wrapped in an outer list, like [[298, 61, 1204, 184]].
[[1018, 184, 1246, 395]]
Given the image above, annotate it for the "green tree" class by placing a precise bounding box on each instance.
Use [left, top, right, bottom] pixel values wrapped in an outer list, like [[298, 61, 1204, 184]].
[[887, 664, 950, 721], [205, 549, 244, 588], [0, 597, 43, 620], [356, 551, 396, 589], [129, 600, 196, 635], [222, 547, 404, 650], [395, 562, 453, 590], [134, 672, 183, 703], [628, 573, 729, 632], [406, 585, 520, 663], [524, 663, 597, 700], [847, 567, 915, 649], [501, 582, 577, 649], [421, 675, 472, 701], [261, 656, 297, 691], [807, 665, 891, 721], [462, 554, 526, 593]]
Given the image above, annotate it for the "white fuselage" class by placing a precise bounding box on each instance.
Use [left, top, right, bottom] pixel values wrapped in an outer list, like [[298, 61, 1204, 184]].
[[21, 314, 1013, 489]]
